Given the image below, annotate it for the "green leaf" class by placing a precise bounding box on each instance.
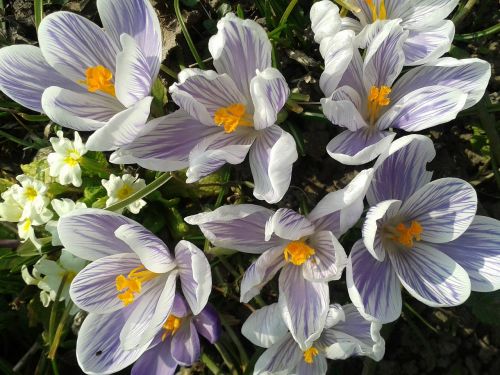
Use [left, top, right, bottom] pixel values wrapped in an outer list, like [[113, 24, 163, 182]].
[[466, 290, 500, 326], [181, 0, 199, 7]]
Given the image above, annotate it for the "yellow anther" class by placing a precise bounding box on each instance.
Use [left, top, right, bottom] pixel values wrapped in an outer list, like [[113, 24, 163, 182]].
[[365, 0, 387, 22], [162, 315, 182, 341], [283, 240, 315, 266], [392, 220, 423, 247], [116, 185, 134, 200], [303, 347, 319, 364], [367, 85, 391, 126], [115, 266, 158, 306], [214, 103, 253, 133], [24, 187, 38, 201], [79, 65, 116, 96]]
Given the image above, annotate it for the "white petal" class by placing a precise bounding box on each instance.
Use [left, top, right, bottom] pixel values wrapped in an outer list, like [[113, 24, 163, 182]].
[[242, 303, 288, 348], [310, 0, 341, 43]]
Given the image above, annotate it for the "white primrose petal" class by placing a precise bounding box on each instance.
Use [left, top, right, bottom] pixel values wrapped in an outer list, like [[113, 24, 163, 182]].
[[303, 231, 347, 282], [389, 242, 471, 307], [242, 303, 288, 348], [209, 13, 272, 100], [58, 208, 136, 260], [253, 334, 301, 375], [185, 204, 281, 254], [114, 223, 175, 274], [250, 68, 290, 130], [347, 240, 402, 324], [175, 241, 212, 315], [85, 96, 152, 151], [310, 0, 341, 43], [250, 125, 298, 204], [279, 265, 329, 350]]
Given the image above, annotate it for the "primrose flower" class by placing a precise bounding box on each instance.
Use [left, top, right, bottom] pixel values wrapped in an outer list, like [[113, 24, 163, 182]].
[[347, 135, 500, 324], [0, 0, 162, 151], [311, 0, 458, 66], [58, 209, 212, 374], [318, 21, 490, 165], [131, 294, 221, 375], [48, 131, 87, 187], [243, 303, 384, 374], [102, 174, 146, 214], [111, 13, 297, 204], [45, 198, 87, 246], [186, 169, 373, 349]]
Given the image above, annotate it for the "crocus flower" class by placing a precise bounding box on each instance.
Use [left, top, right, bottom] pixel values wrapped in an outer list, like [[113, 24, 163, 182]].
[[318, 21, 490, 165], [311, 0, 458, 66], [45, 198, 87, 246], [111, 13, 297, 204], [0, 0, 162, 151], [102, 174, 146, 214], [131, 294, 221, 375], [48, 131, 87, 187], [347, 134, 500, 324], [242, 303, 384, 374], [186, 169, 373, 348], [58, 209, 212, 374]]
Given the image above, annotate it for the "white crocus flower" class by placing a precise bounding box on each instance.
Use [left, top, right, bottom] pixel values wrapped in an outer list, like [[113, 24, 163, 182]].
[[45, 198, 88, 246], [102, 174, 146, 214], [48, 131, 87, 187]]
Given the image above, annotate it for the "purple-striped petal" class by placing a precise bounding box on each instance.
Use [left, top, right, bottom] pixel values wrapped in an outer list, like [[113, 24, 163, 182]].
[[367, 135, 435, 206], [193, 304, 221, 344], [303, 231, 347, 282], [253, 334, 301, 375], [265, 208, 315, 241], [77, 311, 148, 375], [171, 293, 190, 318], [321, 86, 367, 131], [279, 265, 329, 349], [337, 48, 365, 100], [58, 208, 135, 261], [242, 303, 288, 348], [346, 240, 402, 324], [171, 320, 200, 366], [295, 354, 328, 375], [209, 13, 271, 100], [250, 125, 298, 204], [97, 0, 162, 80], [38, 11, 118, 82], [85, 96, 152, 151], [389, 241, 471, 307], [403, 20, 454, 66], [175, 241, 211, 315], [185, 204, 281, 254], [401, 0, 459, 29], [310, 0, 341, 43], [250, 68, 289, 130], [131, 338, 177, 375], [0, 45, 79, 112], [70, 253, 142, 314], [326, 129, 396, 165], [240, 246, 285, 303], [399, 178, 477, 243], [434, 216, 500, 292], [114, 223, 174, 273]]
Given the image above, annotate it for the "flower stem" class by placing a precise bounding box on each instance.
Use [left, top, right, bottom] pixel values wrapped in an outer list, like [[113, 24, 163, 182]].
[[220, 315, 249, 371], [105, 173, 173, 212], [48, 301, 74, 359], [160, 64, 179, 79], [214, 342, 238, 375], [201, 352, 222, 374], [455, 23, 500, 41], [48, 274, 68, 352], [173, 0, 205, 69], [34, 0, 43, 29], [403, 302, 439, 334], [452, 0, 478, 30]]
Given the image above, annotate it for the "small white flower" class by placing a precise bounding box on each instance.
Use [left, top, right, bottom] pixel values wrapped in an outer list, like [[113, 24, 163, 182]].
[[45, 198, 87, 246], [0, 188, 23, 222], [9, 175, 52, 221], [102, 174, 146, 214], [47, 131, 87, 187]]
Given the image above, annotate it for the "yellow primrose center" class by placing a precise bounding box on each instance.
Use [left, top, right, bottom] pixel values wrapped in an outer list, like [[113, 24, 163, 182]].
[[22, 218, 31, 232], [79, 65, 116, 96], [115, 266, 158, 306], [214, 103, 253, 133], [24, 187, 38, 201], [116, 184, 134, 200], [64, 148, 81, 167], [161, 315, 182, 341], [303, 347, 319, 364], [283, 240, 315, 266], [365, 0, 387, 22], [367, 85, 391, 126], [391, 221, 423, 247]]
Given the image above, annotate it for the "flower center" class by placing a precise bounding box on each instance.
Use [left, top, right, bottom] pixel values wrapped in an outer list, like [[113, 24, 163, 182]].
[[24, 187, 38, 201], [115, 266, 158, 306], [116, 184, 134, 200], [367, 85, 391, 126], [303, 347, 319, 364], [283, 240, 315, 266], [365, 0, 387, 22], [64, 148, 81, 167], [22, 218, 31, 232], [214, 103, 253, 133], [161, 315, 182, 341], [78, 65, 116, 96], [388, 220, 423, 248]]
